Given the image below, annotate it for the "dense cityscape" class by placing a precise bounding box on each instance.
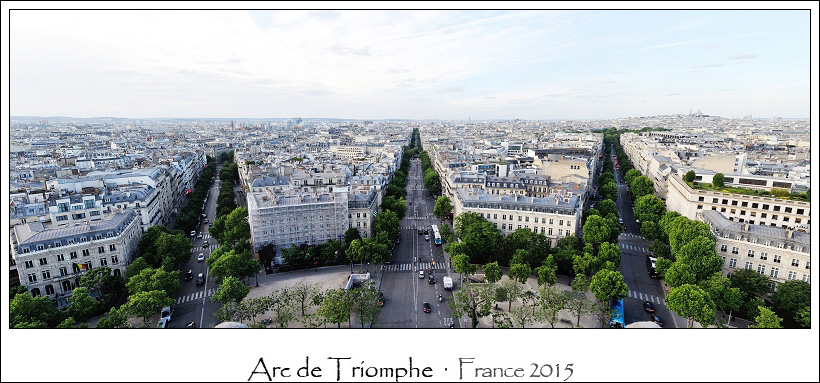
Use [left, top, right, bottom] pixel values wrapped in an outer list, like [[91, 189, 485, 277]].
[[8, 113, 811, 330]]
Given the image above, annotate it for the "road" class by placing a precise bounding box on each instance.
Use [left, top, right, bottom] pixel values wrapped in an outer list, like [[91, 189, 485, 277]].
[[609, 145, 686, 328], [373, 158, 458, 329], [169, 173, 223, 328]]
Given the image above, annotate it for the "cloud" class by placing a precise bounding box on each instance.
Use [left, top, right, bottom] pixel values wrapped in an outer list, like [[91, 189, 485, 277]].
[[726, 53, 756, 60], [435, 86, 465, 94], [689, 63, 725, 71], [326, 43, 371, 56]]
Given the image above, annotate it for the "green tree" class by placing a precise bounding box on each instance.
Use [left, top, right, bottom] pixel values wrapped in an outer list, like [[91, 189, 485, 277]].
[[770, 280, 810, 325], [208, 248, 260, 284], [343, 227, 361, 246], [684, 170, 696, 183], [268, 288, 295, 328], [9, 285, 28, 301], [10, 292, 65, 328], [666, 216, 712, 254], [57, 317, 89, 329], [346, 239, 366, 273], [712, 173, 725, 188], [96, 306, 129, 328], [506, 294, 537, 328], [658, 211, 682, 240], [535, 255, 558, 286], [433, 195, 453, 222], [319, 288, 351, 328], [125, 257, 151, 280], [373, 209, 400, 243], [795, 306, 810, 328], [729, 269, 771, 299], [589, 269, 628, 315], [534, 284, 568, 328], [454, 211, 484, 238], [452, 253, 478, 287], [596, 199, 617, 218], [459, 220, 503, 265], [675, 236, 721, 282], [211, 275, 251, 312], [216, 207, 251, 250], [582, 215, 611, 247], [568, 276, 593, 327], [664, 261, 696, 287], [699, 274, 743, 326], [598, 181, 618, 201], [290, 282, 319, 318], [126, 290, 174, 327], [650, 240, 672, 260], [624, 169, 642, 188], [633, 195, 666, 225], [381, 196, 408, 220], [449, 283, 494, 328], [629, 176, 654, 198], [750, 306, 783, 329], [150, 231, 193, 269], [66, 287, 99, 323], [508, 263, 532, 285], [597, 242, 621, 269], [126, 267, 181, 296], [439, 223, 453, 243], [483, 262, 502, 284], [666, 284, 716, 328], [351, 282, 382, 328], [498, 278, 525, 312]]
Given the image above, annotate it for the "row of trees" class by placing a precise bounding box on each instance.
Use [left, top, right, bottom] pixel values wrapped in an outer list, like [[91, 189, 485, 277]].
[[419, 150, 442, 196], [216, 151, 239, 219], [176, 156, 217, 234]]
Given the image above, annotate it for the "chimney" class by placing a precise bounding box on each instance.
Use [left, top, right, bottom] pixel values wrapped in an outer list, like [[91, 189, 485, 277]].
[[743, 223, 749, 231], [786, 229, 793, 239]]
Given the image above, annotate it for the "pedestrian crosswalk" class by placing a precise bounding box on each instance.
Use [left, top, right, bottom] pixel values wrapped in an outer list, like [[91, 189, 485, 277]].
[[403, 216, 435, 220], [382, 262, 446, 272], [619, 243, 652, 254], [620, 233, 642, 239], [176, 289, 215, 305], [627, 290, 665, 306]]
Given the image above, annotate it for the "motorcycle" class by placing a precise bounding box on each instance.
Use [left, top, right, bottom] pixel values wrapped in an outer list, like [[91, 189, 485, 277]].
[[438, 294, 443, 303]]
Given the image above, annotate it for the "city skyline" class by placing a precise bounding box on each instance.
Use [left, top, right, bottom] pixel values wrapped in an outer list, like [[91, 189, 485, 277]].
[[10, 9, 812, 120]]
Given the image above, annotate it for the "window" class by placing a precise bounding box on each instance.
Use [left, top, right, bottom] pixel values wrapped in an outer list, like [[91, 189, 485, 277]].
[[762, 204, 769, 210], [698, 196, 704, 202], [761, 213, 767, 218], [70, 251, 78, 259], [548, 228, 553, 235], [770, 267, 779, 278], [741, 201, 748, 207], [82, 249, 90, 257], [797, 208, 804, 215], [42, 270, 52, 280], [747, 250, 755, 257], [722, 199, 728, 205], [59, 267, 68, 276], [787, 271, 797, 280], [731, 247, 739, 254], [791, 259, 799, 267], [113, 269, 122, 277], [771, 215, 778, 220], [98, 246, 105, 254], [501, 224, 506, 230], [494, 214, 497, 219], [729, 258, 737, 268], [28, 273, 37, 283], [713, 198, 719, 203], [744, 262, 753, 270], [806, 261, 810, 270], [57, 254, 65, 262], [55, 242, 62, 248], [518, 216, 522, 221], [558, 229, 563, 236], [731, 200, 738, 206], [730, 209, 736, 214], [697, 205, 703, 210], [773, 255, 781, 263], [525, 217, 529, 222], [760, 252, 768, 261], [802, 274, 810, 283], [502, 215, 506, 220], [559, 220, 564, 226], [100, 258, 108, 267], [773, 206, 780, 212], [721, 208, 726, 213], [549, 219, 553, 225], [720, 244, 727, 252], [37, 245, 44, 251], [740, 210, 746, 215], [24, 260, 34, 269], [39, 257, 48, 266], [757, 264, 765, 275]]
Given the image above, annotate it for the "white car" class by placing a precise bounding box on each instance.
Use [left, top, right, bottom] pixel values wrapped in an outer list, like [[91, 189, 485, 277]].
[[419, 270, 425, 279], [190, 231, 196, 237], [197, 253, 205, 262]]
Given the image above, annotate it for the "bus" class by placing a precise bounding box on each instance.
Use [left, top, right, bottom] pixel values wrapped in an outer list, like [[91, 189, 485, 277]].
[[430, 225, 442, 245], [610, 299, 625, 328]]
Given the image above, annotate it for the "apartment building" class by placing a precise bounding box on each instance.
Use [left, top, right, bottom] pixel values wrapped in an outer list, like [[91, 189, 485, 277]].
[[701, 210, 810, 288], [453, 188, 580, 246], [667, 174, 810, 230], [247, 187, 349, 257], [10, 211, 142, 307], [347, 187, 378, 239]]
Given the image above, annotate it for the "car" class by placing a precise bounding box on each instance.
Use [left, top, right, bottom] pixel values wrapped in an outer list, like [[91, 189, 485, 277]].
[[196, 273, 205, 285], [160, 305, 173, 322], [185, 269, 194, 280], [196, 233, 202, 239], [202, 242, 209, 248], [425, 235, 430, 241], [185, 321, 196, 329], [202, 213, 207, 218], [157, 318, 169, 328], [208, 222, 213, 227], [652, 315, 663, 327], [197, 253, 205, 262], [418, 229, 423, 234], [204, 219, 209, 224], [190, 230, 196, 237], [422, 302, 431, 313], [643, 301, 655, 313], [428, 275, 436, 284], [618, 217, 624, 224], [424, 229, 429, 235], [419, 270, 425, 279]]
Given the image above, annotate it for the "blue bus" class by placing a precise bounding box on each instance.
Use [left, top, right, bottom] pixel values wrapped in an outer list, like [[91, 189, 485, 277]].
[[610, 299, 625, 328], [431, 225, 442, 245]]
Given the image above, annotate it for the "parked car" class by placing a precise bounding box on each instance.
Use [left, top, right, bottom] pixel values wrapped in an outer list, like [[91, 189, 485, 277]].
[[196, 273, 205, 285], [643, 301, 655, 313], [160, 306, 173, 322], [422, 302, 431, 313], [185, 270, 194, 281]]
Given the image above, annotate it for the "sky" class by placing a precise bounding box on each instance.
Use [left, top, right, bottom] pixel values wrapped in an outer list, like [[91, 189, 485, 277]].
[[9, 8, 814, 120]]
